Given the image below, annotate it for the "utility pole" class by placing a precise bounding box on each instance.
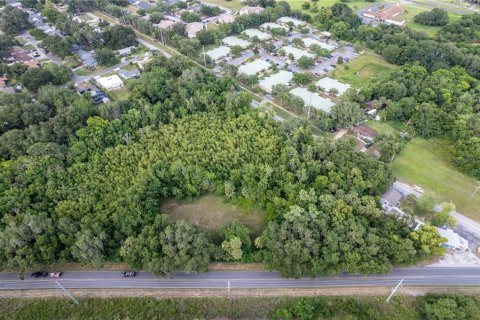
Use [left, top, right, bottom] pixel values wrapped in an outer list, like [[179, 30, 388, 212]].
[[202, 45, 207, 68], [227, 280, 231, 301], [386, 278, 404, 303], [56, 281, 80, 306]]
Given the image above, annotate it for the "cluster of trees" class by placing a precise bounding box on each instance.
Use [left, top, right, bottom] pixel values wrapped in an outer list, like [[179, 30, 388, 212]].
[[414, 8, 449, 26], [0, 5, 31, 35], [421, 294, 480, 320], [20, 64, 72, 92], [368, 65, 479, 178], [0, 56, 445, 275], [313, 5, 480, 78]]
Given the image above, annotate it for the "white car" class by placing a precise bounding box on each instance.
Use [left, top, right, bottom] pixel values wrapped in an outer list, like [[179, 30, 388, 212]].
[[414, 185, 424, 193]]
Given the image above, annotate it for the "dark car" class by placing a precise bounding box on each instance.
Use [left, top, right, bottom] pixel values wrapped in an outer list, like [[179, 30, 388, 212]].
[[329, 127, 337, 133], [31, 271, 48, 278], [365, 142, 374, 148], [122, 271, 136, 277]]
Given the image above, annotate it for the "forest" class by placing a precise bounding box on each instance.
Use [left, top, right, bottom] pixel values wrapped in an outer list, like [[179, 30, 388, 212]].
[[0, 56, 445, 277]]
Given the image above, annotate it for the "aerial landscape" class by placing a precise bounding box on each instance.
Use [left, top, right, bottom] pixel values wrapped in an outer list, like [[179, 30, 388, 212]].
[[0, 0, 479, 318]]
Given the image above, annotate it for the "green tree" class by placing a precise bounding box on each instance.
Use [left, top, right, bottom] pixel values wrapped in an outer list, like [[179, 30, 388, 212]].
[[297, 55, 314, 68], [0, 6, 31, 35], [331, 100, 363, 128], [410, 225, 446, 258], [95, 48, 119, 66]]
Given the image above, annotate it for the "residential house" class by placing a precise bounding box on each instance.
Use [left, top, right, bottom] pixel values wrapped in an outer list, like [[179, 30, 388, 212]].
[[218, 13, 235, 24], [185, 22, 204, 38], [117, 46, 135, 56], [95, 75, 124, 91], [154, 20, 176, 30], [239, 6, 264, 15], [381, 186, 404, 208], [437, 228, 469, 251], [136, 1, 153, 10], [352, 124, 379, 142], [74, 47, 97, 68], [118, 68, 141, 80]]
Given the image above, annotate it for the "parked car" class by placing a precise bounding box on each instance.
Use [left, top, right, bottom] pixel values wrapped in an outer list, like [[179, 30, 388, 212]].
[[49, 272, 62, 278], [329, 127, 337, 133], [31, 271, 48, 278], [365, 142, 374, 148], [122, 271, 136, 277], [414, 185, 424, 193]]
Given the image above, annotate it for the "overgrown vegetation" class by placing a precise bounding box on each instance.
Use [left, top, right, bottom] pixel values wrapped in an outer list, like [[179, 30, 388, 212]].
[[1, 294, 478, 320]]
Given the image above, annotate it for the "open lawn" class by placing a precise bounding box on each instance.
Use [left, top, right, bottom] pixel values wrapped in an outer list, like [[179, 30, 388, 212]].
[[287, 0, 389, 11], [392, 138, 480, 222], [202, 0, 244, 10], [365, 120, 399, 136], [108, 87, 131, 101], [397, 4, 462, 37], [160, 195, 265, 236], [332, 52, 397, 88]]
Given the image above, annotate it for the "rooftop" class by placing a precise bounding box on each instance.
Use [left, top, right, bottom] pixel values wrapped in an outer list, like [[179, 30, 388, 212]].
[[238, 59, 271, 76], [260, 22, 288, 32], [277, 16, 307, 27], [222, 36, 251, 48], [283, 45, 314, 60], [206, 46, 231, 60], [155, 20, 176, 29], [96, 74, 124, 90], [243, 28, 271, 41], [239, 6, 264, 15], [382, 186, 404, 207], [218, 13, 235, 23], [186, 22, 204, 38], [259, 70, 293, 93], [302, 38, 336, 51], [437, 228, 469, 250], [316, 77, 351, 95], [352, 125, 379, 139], [290, 87, 335, 113]]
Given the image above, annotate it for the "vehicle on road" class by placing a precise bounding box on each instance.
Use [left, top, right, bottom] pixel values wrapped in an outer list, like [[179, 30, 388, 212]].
[[122, 271, 136, 277], [414, 185, 424, 193], [49, 272, 62, 278], [365, 142, 374, 148], [31, 271, 48, 278]]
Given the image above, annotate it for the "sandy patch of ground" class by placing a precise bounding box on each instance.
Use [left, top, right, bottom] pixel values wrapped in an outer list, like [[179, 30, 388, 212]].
[[428, 251, 480, 267]]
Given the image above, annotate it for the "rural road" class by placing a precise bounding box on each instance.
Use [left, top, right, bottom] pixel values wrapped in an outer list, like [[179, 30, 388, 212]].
[[1, 268, 480, 290]]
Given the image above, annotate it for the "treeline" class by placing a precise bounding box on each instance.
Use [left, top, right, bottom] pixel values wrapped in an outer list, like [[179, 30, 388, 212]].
[[1, 294, 479, 320], [313, 4, 480, 78], [0, 56, 445, 276]]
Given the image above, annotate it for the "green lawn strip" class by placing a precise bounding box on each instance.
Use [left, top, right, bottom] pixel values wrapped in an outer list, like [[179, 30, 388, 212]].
[[365, 120, 399, 136], [107, 87, 131, 101], [203, 0, 244, 10], [392, 138, 480, 221], [398, 4, 462, 37]]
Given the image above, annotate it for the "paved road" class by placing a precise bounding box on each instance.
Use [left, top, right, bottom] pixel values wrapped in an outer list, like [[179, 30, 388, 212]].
[[1, 268, 480, 290]]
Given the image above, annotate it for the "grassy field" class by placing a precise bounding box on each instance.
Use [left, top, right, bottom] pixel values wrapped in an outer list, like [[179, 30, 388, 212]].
[[287, 0, 389, 11], [160, 195, 266, 236], [0, 296, 425, 320], [203, 0, 244, 10], [332, 52, 397, 88], [365, 120, 399, 136], [108, 87, 131, 101], [397, 4, 462, 37], [392, 138, 480, 221]]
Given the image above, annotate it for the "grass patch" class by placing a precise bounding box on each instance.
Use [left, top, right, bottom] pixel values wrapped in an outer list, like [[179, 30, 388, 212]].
[[22, 44, 35, 51], [332, 52, 397, 88], [160, 195, 266, 236], [202, 0, 244, 10], [287, 0, 389, 11], [392, 138, 480, 221], [108, 87, 131, 101], [365, 120, 399, 136], [74, 66, 107, 76]]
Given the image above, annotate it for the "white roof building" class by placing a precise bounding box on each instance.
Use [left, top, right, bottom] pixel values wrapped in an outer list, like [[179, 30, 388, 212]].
[[218, 13, 235, 24], [186, 22, 204, 38], [316, 77, 351, 96], [260, 22, 288, 32], [283, 45, 314, 60], [290, 87, 335, 113], [302, 38, 336, 51], [154, 20, 176, 29], [238, 59, 271, 76], [277, 16, 307, 27], [222, 36, 251, 48], [206, 46, 231, 61], [239, 6, 264, 15], [243, 28, 271, 41], [437, 228, 469, 251], [95, 75, 124, 91], [259, 70, 293, 93]]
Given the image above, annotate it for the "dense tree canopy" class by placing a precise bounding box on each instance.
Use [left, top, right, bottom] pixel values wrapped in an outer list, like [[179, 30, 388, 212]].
[[414, 8, 449, 26]]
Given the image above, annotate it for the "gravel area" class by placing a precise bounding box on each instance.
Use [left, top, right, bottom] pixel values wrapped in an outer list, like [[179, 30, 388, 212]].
[[428, 251, 480, 267]]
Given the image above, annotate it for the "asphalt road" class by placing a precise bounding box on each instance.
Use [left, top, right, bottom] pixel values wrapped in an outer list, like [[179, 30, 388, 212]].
[[1, 268, 480, 290]]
